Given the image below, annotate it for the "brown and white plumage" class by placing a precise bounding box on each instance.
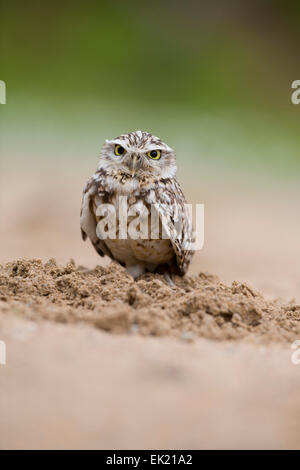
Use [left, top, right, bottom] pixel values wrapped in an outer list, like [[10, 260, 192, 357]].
[[80, 131, 194, 279]]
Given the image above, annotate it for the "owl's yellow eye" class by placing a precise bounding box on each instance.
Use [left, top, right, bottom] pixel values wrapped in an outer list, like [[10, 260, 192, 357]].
[[115, 144, 126, 156], [147, 150, 161, 160]]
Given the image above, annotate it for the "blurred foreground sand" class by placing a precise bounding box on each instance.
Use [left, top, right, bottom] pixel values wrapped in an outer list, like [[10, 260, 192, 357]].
[[1, 314, 300, 450]]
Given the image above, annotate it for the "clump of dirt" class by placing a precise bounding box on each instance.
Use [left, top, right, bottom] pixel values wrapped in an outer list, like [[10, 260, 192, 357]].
[[0, 258, 300, 343]]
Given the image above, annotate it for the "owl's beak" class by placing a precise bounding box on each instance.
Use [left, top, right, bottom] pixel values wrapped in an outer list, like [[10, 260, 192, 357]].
[[130, 154, 138, 176]]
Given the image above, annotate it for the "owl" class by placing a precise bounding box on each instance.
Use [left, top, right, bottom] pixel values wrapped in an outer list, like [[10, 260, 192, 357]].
[[80, 131, 194, 283]]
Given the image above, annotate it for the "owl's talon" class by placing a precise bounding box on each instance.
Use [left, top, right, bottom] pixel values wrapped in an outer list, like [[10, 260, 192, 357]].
[[164, 272, 176, 289], [126, 264, 146, 280]]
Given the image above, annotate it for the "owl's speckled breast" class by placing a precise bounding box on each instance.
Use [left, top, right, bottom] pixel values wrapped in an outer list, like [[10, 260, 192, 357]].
[[93, 194, 174, 268], [105, 237, 174, 267]]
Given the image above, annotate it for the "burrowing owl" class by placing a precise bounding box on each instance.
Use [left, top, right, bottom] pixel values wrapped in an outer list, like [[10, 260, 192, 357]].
[[80, 131, 194, 280]]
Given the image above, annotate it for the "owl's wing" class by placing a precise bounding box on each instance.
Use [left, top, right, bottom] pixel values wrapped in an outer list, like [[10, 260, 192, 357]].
[[148, 178, 194, 276], [80, 173, 115, 260]]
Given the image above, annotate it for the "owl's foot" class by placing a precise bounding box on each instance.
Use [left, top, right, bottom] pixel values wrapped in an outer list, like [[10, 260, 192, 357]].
[[126, 263, 146, 280], [164, 272, 176, 289]]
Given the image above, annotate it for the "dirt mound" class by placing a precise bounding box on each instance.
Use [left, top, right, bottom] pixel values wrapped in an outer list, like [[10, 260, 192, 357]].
[[0, 258, 299, 343]]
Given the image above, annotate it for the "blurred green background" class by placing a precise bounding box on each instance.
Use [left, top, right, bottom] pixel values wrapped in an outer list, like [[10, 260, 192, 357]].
[[1, 0, 300, 177]]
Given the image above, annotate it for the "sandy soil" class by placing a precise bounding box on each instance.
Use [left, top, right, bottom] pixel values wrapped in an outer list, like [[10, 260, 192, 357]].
[[1, 259, 300, 343], [1, 166, 300, 449]]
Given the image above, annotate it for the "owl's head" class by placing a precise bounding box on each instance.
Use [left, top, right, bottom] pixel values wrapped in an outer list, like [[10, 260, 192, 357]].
[[97, 131, 176, 180]]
